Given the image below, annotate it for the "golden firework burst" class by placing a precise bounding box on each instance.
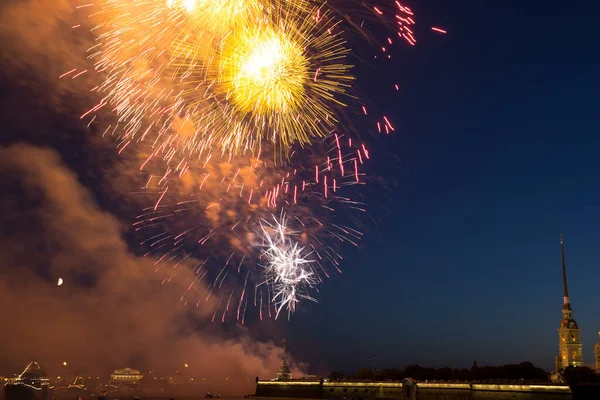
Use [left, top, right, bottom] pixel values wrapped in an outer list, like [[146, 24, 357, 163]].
[[206, 6, 354, 154], [223, 25, 308, 114], [87, 0, 353, 161]]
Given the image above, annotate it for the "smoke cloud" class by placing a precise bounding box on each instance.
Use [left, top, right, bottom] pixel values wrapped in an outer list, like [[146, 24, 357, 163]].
[[0, 144, 301, 394], [0, 0, 91, 77], [0, 0, 338, 386]]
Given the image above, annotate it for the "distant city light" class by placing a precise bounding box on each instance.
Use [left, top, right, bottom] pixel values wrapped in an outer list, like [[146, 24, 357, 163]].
[[62, 362, 67, 366], [184, 363, 189, 368]]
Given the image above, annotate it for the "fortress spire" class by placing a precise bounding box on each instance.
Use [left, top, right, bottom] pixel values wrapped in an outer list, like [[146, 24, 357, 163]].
[[560, 235, 570, 306], [275, 338, 292, 381], [554, 235, 584, 374]]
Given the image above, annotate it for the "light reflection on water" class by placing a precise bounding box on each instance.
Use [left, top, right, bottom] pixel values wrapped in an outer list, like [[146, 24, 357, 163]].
[[417, 391, 571, 400], [0, 394, 571, 400]]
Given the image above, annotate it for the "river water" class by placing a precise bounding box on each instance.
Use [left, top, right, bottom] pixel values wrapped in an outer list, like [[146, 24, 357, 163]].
[[417, 391, 570, 400], [0, 393, 572, 400]]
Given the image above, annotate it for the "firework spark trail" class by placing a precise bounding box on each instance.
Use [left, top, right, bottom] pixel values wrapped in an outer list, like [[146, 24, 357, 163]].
[[124, 121, 371, 321], [131, 132, 368, 321]]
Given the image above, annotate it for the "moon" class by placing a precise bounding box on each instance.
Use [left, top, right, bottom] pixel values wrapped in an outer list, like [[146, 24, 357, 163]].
[[57, 278, 63, 286]]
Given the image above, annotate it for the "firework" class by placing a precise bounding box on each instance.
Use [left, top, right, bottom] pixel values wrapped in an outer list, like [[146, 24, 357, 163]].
[[131, 132, 367, 322], [210, 6, 353, 152], [81, 0, 353, 159], [70, 0, 436, 320], [166, 0, 264, 36], [258, 213, 318, 320]]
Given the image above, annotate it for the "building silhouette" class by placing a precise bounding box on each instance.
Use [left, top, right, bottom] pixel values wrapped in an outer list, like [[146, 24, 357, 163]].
[[108, 368, 143, 386], [555, 235, 584, 371]]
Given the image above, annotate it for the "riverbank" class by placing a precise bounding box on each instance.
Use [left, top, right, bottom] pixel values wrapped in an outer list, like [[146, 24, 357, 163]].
[[418, 382, 571, 394], [255, 379, 572, 398]]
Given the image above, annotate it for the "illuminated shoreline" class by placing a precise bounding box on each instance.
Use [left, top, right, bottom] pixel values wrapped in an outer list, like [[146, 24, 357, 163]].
[[255, 379, 572, 395]]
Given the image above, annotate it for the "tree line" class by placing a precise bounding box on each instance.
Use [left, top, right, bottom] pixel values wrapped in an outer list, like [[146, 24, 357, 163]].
[[329, 361, 551, 382]]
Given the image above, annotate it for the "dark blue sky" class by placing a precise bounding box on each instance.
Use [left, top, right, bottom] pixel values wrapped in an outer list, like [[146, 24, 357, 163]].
[[1, 0, 599, 378], [287, 0, 600, 372]]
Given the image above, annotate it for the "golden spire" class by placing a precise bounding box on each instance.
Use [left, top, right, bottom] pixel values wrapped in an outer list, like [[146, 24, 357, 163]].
[[560, 235, 570, 302]]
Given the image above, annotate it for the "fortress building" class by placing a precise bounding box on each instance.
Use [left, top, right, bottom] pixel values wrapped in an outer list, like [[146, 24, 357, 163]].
[[555, 235, 584, 371]]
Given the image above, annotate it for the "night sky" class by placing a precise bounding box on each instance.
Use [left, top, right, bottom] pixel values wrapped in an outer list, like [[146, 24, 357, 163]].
[[287, 0, 600, 372], [1, 0, 600, 384]]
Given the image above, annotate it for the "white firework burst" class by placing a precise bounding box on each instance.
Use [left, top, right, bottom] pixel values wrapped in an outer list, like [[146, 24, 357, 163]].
[[258, 213, 318, 319]]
